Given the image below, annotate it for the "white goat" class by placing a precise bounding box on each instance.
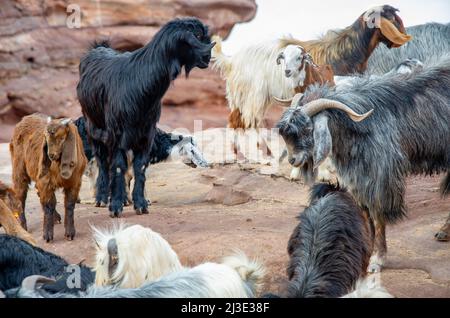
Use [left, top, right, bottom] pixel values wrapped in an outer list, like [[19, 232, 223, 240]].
[[93, 223, 183, 288], [92, 223, 266, 296]]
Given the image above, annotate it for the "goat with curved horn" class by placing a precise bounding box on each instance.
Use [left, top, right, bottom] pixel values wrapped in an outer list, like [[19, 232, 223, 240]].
[[303, 98, 374, 122]]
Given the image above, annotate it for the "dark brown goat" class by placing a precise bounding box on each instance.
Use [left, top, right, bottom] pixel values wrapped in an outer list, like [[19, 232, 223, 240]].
[[0, 181, 36, 245], [10, 114, 87, 242]]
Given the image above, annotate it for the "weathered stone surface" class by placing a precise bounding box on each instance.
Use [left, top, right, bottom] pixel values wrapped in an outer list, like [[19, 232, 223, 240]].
[[0, 0, 257, 141]]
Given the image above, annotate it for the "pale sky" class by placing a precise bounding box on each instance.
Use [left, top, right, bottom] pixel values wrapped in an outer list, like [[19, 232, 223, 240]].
[[223, 0, 450, 54]]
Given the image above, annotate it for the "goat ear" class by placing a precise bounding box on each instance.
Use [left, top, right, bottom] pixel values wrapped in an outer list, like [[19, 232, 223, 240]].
[[60, 125, 78, 179], [312, 114, 332, 169], [38, 140, 51, 179]]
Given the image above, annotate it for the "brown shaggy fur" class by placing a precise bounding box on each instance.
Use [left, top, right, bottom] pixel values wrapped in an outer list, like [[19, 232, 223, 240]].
[[295, 63, 335, 94], [10, 114, 87, 242], [0, 181, 36, 245]]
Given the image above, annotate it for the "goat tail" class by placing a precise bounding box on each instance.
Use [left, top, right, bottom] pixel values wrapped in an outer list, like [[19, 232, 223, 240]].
[[211, 35, 232, 77], [341, 276, 393, 298], [440, 172, 450, 197], [221, 251, 266, 296]]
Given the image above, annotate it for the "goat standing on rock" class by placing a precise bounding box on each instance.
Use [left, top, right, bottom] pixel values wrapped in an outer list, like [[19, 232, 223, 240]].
[[77, 18, 215, 218], [10, 114, 87, 242]]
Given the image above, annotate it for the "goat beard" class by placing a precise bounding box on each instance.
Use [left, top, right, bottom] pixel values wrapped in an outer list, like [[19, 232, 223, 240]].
[[301, 157, 317, 186], [379, 17, 412, 47]]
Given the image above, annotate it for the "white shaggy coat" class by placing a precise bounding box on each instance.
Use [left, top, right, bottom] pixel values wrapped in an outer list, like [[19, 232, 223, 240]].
[[93, 223, 183, 288], [212, 37, 295, 128]]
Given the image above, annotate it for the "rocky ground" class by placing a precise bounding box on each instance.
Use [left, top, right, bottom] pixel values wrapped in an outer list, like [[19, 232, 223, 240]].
[[0, 126, 449, 297]]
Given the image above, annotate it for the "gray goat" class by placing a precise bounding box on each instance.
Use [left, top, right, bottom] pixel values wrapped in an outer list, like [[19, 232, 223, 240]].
[[368, 22, 450, 74], [276, 55, 450, 272]]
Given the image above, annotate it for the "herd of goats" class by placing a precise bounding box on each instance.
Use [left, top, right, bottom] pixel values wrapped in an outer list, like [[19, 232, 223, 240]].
[[0, 4, 449, 298]]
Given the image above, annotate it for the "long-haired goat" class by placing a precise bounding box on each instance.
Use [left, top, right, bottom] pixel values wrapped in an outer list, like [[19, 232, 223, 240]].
[[10, 114, 87, 242], [74, 117, 208, 205], [0, 181, 35, 245], [276, 55, 450, 273], [283, 183, 376, 297], [12, 252, 265, 298], [0, 235, 94, 294], [368, 22, 450, 74], [77, 18, 215, 218], [92, 224, 183, 288], [212, 5, 410, 132], [278, 56, 424, 181]]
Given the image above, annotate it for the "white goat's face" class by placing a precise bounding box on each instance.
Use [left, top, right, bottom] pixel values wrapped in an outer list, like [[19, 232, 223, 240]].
[[278, 45, 308, 86], [169, 136, 209, 168]]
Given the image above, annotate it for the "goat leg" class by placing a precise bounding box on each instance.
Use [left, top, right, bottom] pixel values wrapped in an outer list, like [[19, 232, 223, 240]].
[[435, 213, 450, 242], [40, 192, 56, 243], [132, 151, 150, 215], [109, 149, 127, 218], [64, 186, 79, 240], [94, 144, 109, 207], [368, 219, 387, 273]]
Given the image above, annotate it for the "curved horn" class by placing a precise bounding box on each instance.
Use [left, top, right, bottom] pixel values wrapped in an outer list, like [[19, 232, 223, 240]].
[[302, 98, 374, 122], [272, 96, 293, 106], [21, 275, 56, 291], [276, 52, 285, 65]]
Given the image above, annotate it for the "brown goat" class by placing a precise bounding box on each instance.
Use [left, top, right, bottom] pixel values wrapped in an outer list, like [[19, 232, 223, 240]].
[[10, 114, 87, 242], [0, 181, 36, 245]]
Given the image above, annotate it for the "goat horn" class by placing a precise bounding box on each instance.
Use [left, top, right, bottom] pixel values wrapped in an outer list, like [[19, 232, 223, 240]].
[[21, 275, 56, 290], [272, 96, 293, 106], [303, 98, 374, 122]]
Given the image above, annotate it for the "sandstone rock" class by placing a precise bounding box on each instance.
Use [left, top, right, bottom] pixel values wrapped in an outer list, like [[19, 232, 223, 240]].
[[0, 0, 257, 141]]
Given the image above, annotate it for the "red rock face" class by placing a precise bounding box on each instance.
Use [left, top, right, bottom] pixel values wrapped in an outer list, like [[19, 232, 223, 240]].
[[0, 0, 257, 141]]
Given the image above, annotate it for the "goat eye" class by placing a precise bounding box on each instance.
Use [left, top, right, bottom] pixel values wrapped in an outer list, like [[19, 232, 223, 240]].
[[70, 162, 75, 167]]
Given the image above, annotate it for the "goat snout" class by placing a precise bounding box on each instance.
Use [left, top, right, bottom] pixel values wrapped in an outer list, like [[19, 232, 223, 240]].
[[285, 70, 292, 77]]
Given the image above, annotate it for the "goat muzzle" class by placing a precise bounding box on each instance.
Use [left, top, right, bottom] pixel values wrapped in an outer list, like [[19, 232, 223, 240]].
[[302, 98, 374, 121]]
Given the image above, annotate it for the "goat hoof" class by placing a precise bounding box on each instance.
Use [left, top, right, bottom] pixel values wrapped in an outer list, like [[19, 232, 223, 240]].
[[435, 231, 449, 241], [135, 207, 149, 215], [109, 210, 122, 218], [43, 233, 54, 243], [95, 201, 107, 208], [53, 212, 62, 224]]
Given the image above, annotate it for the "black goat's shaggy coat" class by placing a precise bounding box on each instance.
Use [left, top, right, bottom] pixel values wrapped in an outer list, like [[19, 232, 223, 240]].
[[286, 183, 373, 298], [0, 235, 94, 294], [77, 17, 213, 217]]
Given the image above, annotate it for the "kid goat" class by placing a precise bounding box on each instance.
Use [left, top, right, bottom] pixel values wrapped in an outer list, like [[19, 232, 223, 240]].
[[10, 114, 87, 242]]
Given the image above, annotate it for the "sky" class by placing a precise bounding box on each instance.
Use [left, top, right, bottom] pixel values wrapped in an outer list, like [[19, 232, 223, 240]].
[[222, 0, 450, 54]]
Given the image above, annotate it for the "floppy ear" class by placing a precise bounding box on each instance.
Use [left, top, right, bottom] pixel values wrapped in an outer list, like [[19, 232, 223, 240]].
[[60, 125, 78, 178], [312, 114, 332, 169], [379, 17, 412, 46], [38, 139, 51, 179]]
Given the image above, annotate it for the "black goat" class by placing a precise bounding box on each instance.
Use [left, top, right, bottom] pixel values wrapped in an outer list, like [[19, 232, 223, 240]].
[[74, 116, 208, 204], [0, 235, 94, 295], [277, 55, 450, 272], [285, 183, 374, 298], [77, 17, 214, 217]]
